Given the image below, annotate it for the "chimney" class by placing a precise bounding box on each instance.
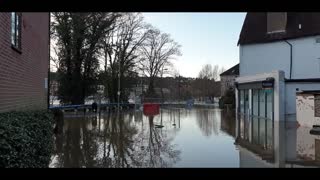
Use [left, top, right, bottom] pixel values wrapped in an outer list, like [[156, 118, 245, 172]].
[[267, 12, 287, 34]]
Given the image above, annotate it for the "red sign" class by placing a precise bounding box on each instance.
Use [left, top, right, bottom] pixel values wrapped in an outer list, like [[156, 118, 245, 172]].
[[143, 103, 160, 116]]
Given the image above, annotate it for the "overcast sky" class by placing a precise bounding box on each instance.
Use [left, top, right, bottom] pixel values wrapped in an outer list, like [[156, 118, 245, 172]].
[[142, 12, 246, 78]]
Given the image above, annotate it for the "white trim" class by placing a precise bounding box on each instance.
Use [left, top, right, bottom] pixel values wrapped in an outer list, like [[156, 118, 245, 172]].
[[267, 30, 286, 34]]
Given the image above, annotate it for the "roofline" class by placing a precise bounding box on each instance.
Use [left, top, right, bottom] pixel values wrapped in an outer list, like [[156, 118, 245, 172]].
[[238, 33, 320, 46], [219, 63, 239, 76], [285, 78, 320, 83]]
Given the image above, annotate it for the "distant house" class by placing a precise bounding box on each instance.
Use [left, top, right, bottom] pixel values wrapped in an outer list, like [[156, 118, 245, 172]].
[[0, 13, 49, 112], [220, 63, 239, 96]]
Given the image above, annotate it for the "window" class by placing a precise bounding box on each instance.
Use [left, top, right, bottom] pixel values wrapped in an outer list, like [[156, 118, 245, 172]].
[[11, 12, 22, 51], [315, 95, 320, 117], [267, 12, 287, 34]]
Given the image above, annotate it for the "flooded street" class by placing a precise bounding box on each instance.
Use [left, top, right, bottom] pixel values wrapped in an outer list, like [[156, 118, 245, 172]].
[[49, 107, 239, 168], [49, 107, 320, 168]]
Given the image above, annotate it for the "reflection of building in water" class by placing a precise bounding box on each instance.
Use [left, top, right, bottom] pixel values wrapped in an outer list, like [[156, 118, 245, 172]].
[[236, 113, 320, 167], [238, 146, 274, 168], [286, 123, 320, 165]]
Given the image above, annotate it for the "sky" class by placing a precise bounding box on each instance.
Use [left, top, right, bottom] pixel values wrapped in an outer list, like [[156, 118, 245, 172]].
[[142, 13, 246, 78]]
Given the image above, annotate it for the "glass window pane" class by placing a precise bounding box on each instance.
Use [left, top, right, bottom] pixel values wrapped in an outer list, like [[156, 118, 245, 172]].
[[259, 117, 266, 147], [240, 90, 244, 113], [259, 90, 265, 118], [244, 90, 249, 115], [239, 114, 244, 139], [11, 12, 16, 46], [266, 89, 273, 119], [252, 89, 259, 116], [266, 118, 273, 149], [252, 116, 259, 144]]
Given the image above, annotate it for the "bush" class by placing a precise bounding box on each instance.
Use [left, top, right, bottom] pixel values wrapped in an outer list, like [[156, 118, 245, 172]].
[[0, 110, 54, 168], [220, 89, 236, 109]]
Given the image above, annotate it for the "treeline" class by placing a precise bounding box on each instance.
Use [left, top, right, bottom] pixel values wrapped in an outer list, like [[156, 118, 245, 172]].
[[50, 13, 181, 105]]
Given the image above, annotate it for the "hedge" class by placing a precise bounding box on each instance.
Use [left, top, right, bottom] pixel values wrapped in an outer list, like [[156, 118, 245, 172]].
[[0, 110, 54, 168]]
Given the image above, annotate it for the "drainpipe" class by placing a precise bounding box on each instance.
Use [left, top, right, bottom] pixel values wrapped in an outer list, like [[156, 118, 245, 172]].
[[284, 40, 293, 79]]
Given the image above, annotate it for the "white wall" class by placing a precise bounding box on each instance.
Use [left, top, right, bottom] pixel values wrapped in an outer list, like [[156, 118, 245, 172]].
[[296, 93, 320, 127], [285, 83, 320, 117], [240, 36, 320, 79]]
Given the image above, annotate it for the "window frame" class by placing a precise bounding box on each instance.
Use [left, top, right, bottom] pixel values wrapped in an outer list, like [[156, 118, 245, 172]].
[[11, 12, 22, 53], [315, 95, 320, 117]]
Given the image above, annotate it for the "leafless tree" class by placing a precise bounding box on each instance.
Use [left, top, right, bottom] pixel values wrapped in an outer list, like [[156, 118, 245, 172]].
[[137, 27, 182, 97], [102, 13, 150, 103], [198, 64, 225, 81]]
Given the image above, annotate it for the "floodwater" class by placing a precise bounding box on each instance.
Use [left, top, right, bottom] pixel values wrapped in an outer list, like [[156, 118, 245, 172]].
[[49, 107, 320, 168], [49, 107, 239, 168]]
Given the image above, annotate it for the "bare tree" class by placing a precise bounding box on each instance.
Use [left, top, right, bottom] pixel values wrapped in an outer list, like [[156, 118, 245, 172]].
[[138, 27, 182, 98], [198, 64, 225, 81], [102, 13, 150, 103], [218, 67, 225, 80], [198, 64, 214, 80]]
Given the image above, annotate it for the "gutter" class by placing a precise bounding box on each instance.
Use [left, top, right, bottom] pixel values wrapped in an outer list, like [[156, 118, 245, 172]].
[[284, 40, 293, 79]]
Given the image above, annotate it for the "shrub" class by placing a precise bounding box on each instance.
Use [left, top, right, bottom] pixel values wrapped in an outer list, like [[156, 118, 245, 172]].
[[220, 89, 236, 109], [0, 110, 54, 168]]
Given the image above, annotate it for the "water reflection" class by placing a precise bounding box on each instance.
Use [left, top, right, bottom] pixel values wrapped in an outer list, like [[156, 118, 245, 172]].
[[195, 109, 220, 137], [51, 107, 320, 168], [50, 107, 239, 168], [285, 122, 320, 167], [236, 112, 320, 167], [50, 109, 183, 168], [220, 110, 236, 137]]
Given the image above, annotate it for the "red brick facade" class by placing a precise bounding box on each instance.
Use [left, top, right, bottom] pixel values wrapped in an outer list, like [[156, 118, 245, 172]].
[[0, 13, 49, 112]]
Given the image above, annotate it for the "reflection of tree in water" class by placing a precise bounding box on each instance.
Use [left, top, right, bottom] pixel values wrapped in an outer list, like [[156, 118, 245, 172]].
[[52, 114, 100, 167], [220, 110, 236, 137], [52, 110, 180, 167], [195, 109, 219, 137], [130, 114, 181, 167], [97, 111, 138, 167]]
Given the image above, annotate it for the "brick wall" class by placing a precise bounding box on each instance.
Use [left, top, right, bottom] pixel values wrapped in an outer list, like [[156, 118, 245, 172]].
[[0, 13, 49, 112]]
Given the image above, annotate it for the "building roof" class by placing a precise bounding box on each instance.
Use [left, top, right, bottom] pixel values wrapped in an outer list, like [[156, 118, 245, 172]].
[[220, 64, 239, 76], [238, 13, 320, 45]]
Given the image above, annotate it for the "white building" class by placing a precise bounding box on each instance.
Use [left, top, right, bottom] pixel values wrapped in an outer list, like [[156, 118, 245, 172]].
[[236, 12, 320, 123], [220, 63, 239, 96], [235, 12, 320, 167]]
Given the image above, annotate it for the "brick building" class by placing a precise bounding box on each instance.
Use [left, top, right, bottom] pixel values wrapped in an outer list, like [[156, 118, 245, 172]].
[[0, 13, 50, 112]]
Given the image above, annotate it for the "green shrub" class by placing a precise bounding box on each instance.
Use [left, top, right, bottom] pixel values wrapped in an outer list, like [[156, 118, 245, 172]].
[[0, 110, 54, 168], [221, 89, 236, 109]]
